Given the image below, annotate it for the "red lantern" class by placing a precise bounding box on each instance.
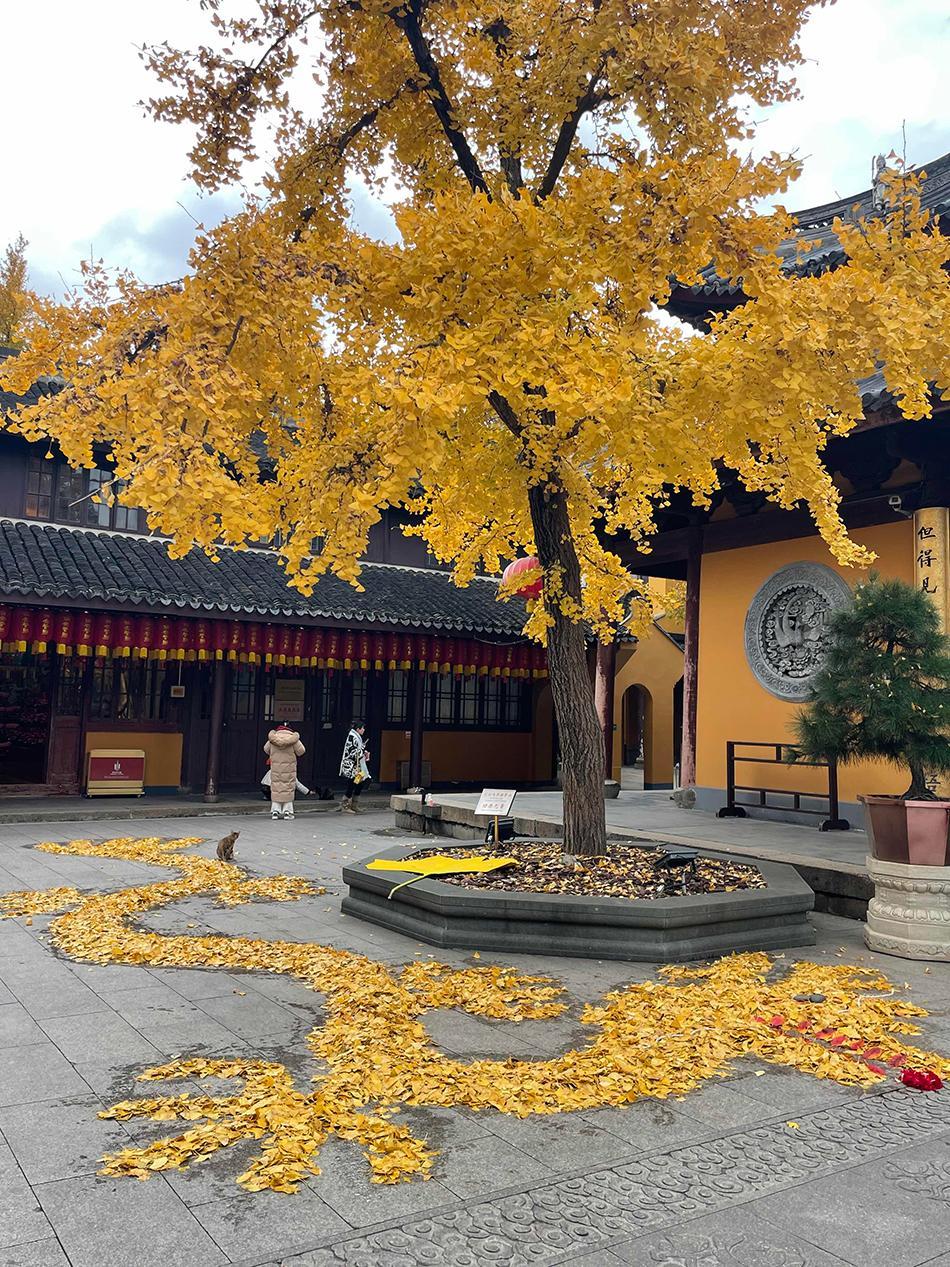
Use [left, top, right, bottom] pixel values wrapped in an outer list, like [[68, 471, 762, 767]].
[[94, 613, 114, 660], [136, 616, 155, 659], [489, 644, 504, 678], [54, 610, 75, 657], [76, 612, 95, 657], [400, 634, 414, 670], [443, 637, 459, 675], [358, 632, 371, 671], [194, 619, 212, 662], [472, 641, 488, 676], [113, 615, 135, 659], [173, 618, 193, 662], [532, 644, 548, 678], [502, 556, 543, 601]]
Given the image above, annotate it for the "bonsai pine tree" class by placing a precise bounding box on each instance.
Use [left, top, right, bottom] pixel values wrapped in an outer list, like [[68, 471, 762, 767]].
[[795, 577, 950, 800]]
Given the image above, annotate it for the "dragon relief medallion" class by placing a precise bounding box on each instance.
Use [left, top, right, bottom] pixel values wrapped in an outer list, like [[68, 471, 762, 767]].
[[744, 564, 852, 701]]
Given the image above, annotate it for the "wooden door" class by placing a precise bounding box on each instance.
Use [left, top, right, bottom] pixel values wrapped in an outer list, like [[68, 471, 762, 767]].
[[221, 665, 264, 788]]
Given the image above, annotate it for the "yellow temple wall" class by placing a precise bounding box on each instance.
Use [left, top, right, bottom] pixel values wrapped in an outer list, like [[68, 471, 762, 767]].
[[612, 625, 684, 787], [695, 519, 915, 806]]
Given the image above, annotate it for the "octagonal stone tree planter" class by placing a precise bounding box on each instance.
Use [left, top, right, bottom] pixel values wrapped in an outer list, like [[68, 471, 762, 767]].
[[341, 844, 815, 962]]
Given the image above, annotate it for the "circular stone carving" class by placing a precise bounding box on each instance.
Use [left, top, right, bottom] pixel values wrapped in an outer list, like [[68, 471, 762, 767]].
[[744, 563, 852, 701]]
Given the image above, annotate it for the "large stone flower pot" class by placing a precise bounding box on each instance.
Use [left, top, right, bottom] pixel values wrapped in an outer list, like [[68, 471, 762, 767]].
[[860, 795, 950, 865], [865, 855, 950, 960]]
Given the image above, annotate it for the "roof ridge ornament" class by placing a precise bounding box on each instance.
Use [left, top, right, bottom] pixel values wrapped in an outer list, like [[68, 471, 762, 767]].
[[871, 153, 889, 216]]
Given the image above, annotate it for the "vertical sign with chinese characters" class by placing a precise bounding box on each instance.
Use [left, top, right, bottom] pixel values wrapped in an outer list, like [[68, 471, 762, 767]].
[[913, 507, 950, 796], [914, 507, 950, 632]]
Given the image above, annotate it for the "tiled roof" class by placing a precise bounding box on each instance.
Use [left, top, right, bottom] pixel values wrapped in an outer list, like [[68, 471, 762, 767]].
[[669, 150, 950, 313], [0, 518, 527, 634]]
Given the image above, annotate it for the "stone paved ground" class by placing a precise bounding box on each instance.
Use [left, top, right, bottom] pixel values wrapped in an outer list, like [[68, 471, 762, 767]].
[[1, 808, 950, 1267]]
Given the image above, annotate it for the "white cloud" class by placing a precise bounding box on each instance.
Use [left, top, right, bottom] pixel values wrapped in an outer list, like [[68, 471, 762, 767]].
[[1, 0, 947, 294]]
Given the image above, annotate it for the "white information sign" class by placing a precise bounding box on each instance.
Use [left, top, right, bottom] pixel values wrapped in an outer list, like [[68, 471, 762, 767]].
[[474, 787, 517, 818]]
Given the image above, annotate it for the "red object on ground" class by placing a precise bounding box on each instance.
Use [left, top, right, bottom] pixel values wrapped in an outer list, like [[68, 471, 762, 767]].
[[503, 556, 543, 601], [900, 1068, 943, 1090]]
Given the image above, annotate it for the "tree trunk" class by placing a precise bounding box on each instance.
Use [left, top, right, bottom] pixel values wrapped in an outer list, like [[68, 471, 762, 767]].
[[906, 759, 937, 800], [528, 482, 607, 856]]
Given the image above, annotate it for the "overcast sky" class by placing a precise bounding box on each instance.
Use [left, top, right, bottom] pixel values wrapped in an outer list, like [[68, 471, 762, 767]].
[[1, 0, 947, 298]]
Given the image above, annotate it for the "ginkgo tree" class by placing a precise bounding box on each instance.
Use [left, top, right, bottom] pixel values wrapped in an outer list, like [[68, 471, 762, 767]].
[[3, 0, 950, 855]]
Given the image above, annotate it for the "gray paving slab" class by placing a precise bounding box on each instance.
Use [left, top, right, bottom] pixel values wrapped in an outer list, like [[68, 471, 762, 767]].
[[751, 1138, 950, 1266], [195, 992, 303, 1041], [0, 1186, 53, 1253], [190, 1189, 350, 1262], [478, 1109, 637, 1171], [301, 1139, 458, 1228], [0, 1096, 130, 1185], [0, 1003, 46, 1049], [37, 1011, 164, 1065], [0, 1043, 91, 1107], [0, 1239, 71, 1266], [579, 1099, 714, 1152], [608, 1205, 849, 1265], [34, 1174, 227, 1267]]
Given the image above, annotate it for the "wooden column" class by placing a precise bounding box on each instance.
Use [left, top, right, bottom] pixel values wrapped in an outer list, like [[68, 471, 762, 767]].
[[593, 638, 617, 779], [203, 660, 227, 802], [680, 525, 703, 789], [408, 668, 426, 787]]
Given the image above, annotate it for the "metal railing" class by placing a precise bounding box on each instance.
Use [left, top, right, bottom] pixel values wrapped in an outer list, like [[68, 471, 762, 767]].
[[717, 740, 849, 832]]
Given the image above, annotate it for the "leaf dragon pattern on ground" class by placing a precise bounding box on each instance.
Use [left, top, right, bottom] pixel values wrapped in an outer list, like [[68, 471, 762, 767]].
[[2, 834, 948, 1194]]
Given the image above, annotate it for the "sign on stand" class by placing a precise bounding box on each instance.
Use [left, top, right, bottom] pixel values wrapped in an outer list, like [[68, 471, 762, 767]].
[[474, 788, 517, 818]]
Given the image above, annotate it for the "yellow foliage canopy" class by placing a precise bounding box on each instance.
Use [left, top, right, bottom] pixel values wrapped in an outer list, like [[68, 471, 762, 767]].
[[1, 0, 948, 639]]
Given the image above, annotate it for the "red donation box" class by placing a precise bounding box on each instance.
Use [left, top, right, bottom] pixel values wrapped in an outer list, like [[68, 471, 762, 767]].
[[86, 749, 146, 797]]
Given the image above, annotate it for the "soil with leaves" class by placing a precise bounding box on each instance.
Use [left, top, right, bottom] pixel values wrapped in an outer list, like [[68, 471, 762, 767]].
[[1, 835, 948, 1196], [409, 841, 765, 899]]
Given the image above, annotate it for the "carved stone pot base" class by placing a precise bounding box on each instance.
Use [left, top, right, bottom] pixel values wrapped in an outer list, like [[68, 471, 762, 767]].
[[865, 855, 950, 960]]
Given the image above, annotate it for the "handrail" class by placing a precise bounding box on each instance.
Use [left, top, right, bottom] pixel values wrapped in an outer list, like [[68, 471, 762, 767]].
[[717, 740, 849, 832]]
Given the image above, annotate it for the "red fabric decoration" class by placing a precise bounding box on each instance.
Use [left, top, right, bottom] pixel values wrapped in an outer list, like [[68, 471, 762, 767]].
[[193, 619, 212, 662], [94, 613, 114, 660], [373, 633, 387, 671], [291, 627, 307, 668], [428, 635, 443, 674], [325, 630, 341, 670], [262, 625, 278, 665], [32, 608, 54, 656], [153, 617, 173, 661], [342, 631, 357, 671], [900, 1068, 943, 1091], [502, 556, 543, 601], [308, 628, 325, 668], [358, 632, 371, 671], [400, 633, 414, 670], [113, 615, 135, 659], [531, 644, 548, 678], [276, 626, 293, 666], [54, 610, 75, 657], [10, 608, 33, 653], [76, 612, 95, 657], [416, 634, 431, 672]]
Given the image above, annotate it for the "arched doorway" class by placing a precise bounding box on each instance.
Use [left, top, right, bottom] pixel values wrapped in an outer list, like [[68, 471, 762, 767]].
[[621, 684, 652, 790]]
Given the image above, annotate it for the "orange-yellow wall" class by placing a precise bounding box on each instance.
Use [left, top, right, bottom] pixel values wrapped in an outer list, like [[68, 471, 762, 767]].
[[696, 520, 914, 802], [84, 731, 184, 789], [612, 624, 684, 785]]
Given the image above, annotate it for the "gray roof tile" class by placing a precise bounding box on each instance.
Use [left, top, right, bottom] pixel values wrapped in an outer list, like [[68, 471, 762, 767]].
[[0, 519, 526, 634]]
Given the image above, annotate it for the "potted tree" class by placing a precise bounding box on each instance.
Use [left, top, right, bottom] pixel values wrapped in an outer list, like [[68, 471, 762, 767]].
[[794, 576, 950, 958]]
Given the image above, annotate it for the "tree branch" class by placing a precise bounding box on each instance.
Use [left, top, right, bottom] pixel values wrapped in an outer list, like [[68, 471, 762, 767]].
[[390, 0, 490, 196], [487, 389, 522, 435], [535, 54, 611, 202]]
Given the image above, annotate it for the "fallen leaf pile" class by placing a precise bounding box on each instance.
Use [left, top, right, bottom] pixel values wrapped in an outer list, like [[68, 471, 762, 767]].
[[2, 835, 949, 1195], [409, 841, 765, 899]]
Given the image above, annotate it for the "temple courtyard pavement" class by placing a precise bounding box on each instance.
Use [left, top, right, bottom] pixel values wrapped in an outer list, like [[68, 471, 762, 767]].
[[1, 804, 949, 1266]]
